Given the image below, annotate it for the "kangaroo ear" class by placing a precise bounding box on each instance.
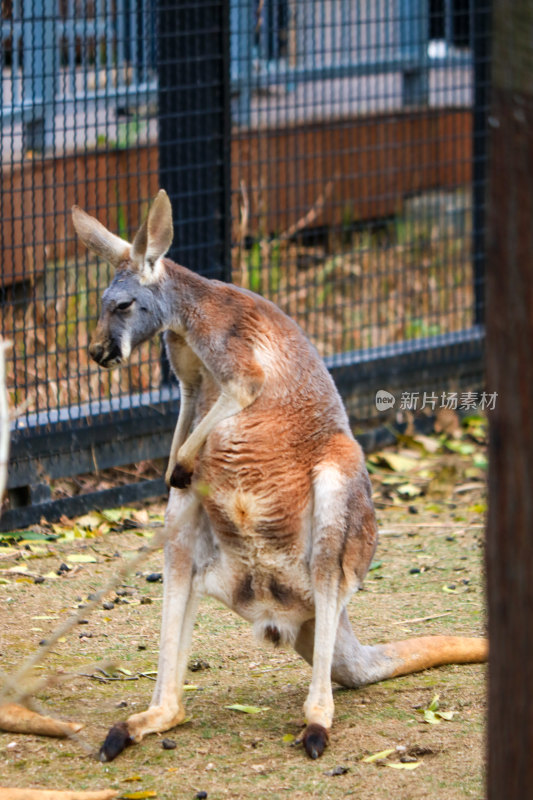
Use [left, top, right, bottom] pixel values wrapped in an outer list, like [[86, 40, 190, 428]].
[[131, 190, 173, 275], [71, 206, 130, 267]]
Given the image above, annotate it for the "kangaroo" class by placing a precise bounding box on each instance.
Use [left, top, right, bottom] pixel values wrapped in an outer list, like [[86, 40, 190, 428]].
[[72, 190, 487, 762]]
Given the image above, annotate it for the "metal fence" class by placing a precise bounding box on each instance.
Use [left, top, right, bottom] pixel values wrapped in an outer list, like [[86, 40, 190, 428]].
[[0, 0, 489, 529]]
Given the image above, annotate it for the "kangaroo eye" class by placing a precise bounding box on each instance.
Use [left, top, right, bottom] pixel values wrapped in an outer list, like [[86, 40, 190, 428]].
[[116, 299, 134, 312]]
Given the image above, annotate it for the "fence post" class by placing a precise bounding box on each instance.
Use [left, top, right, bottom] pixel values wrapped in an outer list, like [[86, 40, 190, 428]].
[[399, 0, 429, 106], [486, 0, 533, 796], [22, 0, 56, 153], [472, 0, 489, 326], [157, 0, 231, 384]]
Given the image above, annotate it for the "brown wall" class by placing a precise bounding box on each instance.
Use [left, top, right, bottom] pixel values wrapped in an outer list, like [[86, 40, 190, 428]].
[[0, 108, 472, 284]]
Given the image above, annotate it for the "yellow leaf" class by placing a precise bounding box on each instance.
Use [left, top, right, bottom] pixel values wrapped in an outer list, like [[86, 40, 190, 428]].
[[66, 553, 98, 563], [121, 792, 157, 799], [122, 776, 142, 782], [373, 452, 419, 473], [361, 748, 396, 763], [386, 762, 421, 770], [282, 733, 295, 743], [183, 684, 198, 691]]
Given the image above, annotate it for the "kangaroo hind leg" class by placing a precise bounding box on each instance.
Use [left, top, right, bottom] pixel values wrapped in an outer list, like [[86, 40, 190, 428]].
[[301, 442, 378, 758]]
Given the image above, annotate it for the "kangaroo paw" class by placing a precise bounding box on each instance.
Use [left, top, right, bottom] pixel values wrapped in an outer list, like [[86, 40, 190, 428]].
[[302, 723, 329, 759], [169, 462, 193, 489], [98, 721, 133, 762]]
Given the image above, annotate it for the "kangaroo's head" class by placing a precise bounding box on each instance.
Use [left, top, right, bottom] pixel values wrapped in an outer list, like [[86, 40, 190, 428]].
[[72, 190, 173, 369]]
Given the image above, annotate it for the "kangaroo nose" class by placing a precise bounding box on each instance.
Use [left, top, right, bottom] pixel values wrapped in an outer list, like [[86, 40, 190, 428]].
[[90, 342, 104, 363]]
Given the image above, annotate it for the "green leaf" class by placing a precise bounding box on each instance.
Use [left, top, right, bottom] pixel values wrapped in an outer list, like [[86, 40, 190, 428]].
[[226, 704, 269, 714], [468, 502, 487, 514], [473, 453, 488, 469], [423, 709, 441, 724], [428, 693, 440, 712], [445, 440, 475, 456], [369, 560, 383, 571], [282, 733, 295, 743]]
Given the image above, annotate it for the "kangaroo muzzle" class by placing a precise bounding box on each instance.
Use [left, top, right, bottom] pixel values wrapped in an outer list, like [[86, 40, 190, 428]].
[[89, 339, 122, 368]]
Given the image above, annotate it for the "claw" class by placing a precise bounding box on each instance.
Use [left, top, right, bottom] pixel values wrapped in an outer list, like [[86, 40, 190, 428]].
[[302, 723, 329, 759], [98, 721, 133, 762]]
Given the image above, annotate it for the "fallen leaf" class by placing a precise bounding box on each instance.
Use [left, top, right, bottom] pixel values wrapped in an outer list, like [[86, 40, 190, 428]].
[[361, 748, 396, 763], [121, 792, 157, 799], [282, 733, 295, 743], [225, 704, 269, 714], [66, 553, 98, 564], [386, 761, 421, 770], [436, 710, 455, 721], [397, 483, 422, 498], [371, 452, 419, 473], [369, 560, 383, 571], [122, 776, 143, 783]]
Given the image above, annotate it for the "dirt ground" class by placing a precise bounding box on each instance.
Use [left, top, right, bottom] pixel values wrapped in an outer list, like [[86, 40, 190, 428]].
[[0, 423, 487, 799]]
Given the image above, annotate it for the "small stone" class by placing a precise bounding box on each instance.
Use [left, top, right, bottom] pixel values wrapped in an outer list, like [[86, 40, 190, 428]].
[[146, 573, 163, 583], [116, 700, 128, 708], [33, 576, 45, 584], [78, 619, 89, 625], [140, 596, 153, 605], [195, 792, 208, 800], [408, 505, 419, 514], [57, 563, 71, 575], [409, 567, 421, 574], [79, 631, 93, 639], [137, 644, 147, 651], [162, 738, 177, 750], [102, 601, 114, 610], [87, 592, 98, 601]]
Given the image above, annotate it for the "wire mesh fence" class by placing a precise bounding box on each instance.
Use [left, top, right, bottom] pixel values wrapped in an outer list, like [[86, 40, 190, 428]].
[[0, 0, 489, 525]]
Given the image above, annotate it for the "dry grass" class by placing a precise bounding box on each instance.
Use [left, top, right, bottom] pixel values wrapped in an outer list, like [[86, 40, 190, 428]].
[[0, 438, 486, 799]]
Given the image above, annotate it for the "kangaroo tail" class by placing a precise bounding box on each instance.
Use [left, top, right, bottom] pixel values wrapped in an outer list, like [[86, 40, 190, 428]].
[[294, 610, 487, 688]]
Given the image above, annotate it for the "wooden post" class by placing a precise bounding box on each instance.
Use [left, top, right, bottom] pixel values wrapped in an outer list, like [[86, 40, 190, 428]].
[[486, 2, 533, 797]]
